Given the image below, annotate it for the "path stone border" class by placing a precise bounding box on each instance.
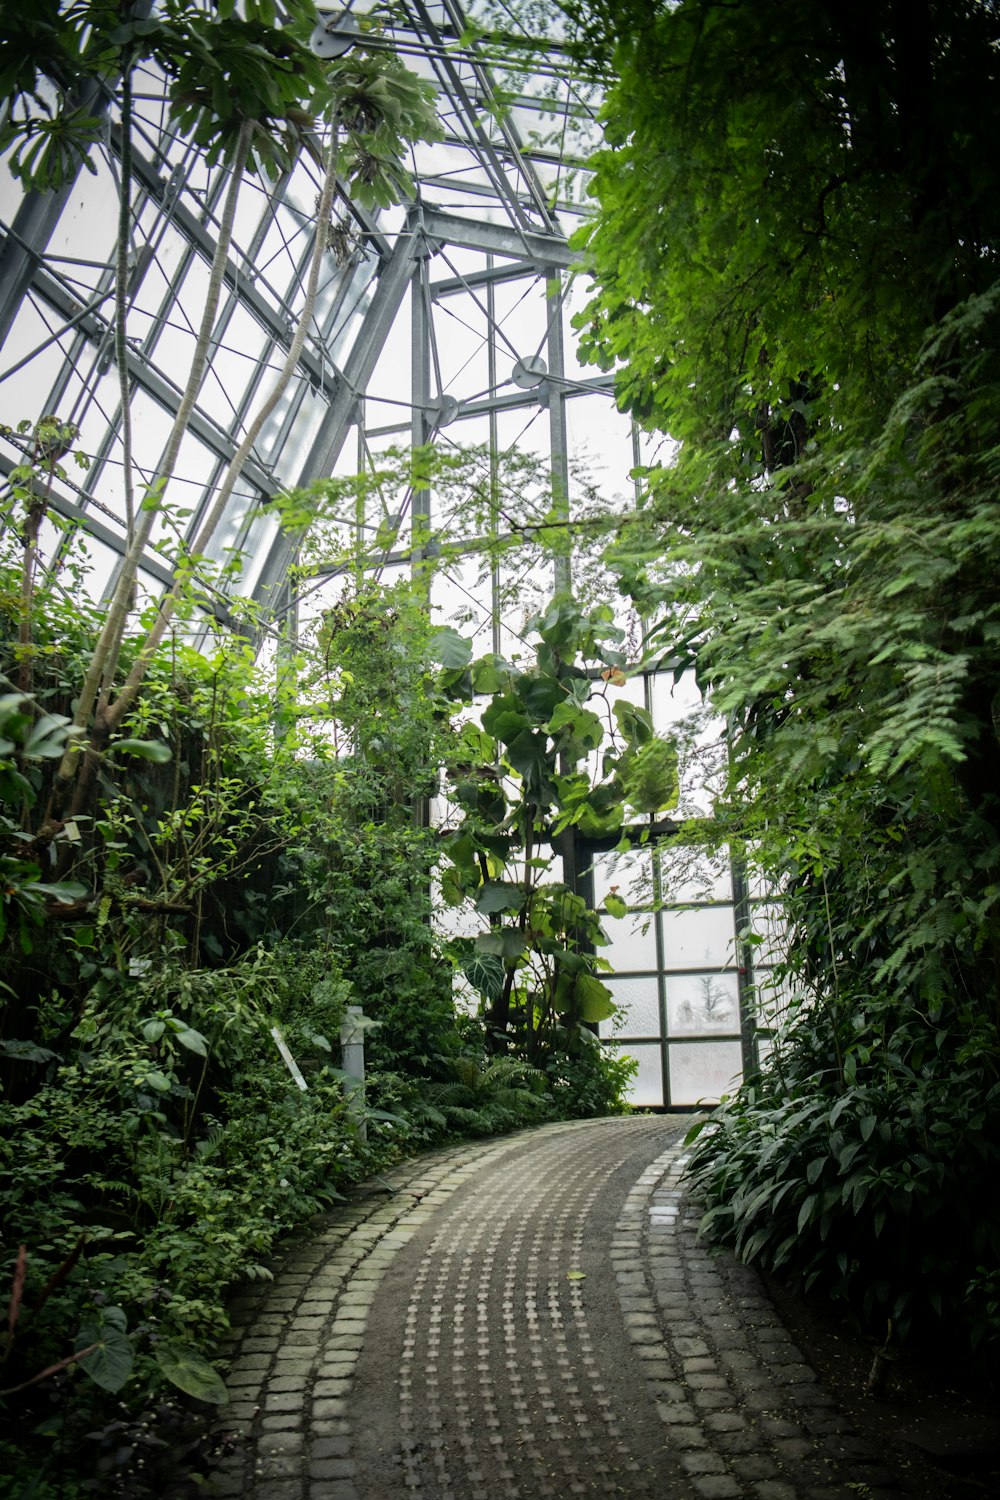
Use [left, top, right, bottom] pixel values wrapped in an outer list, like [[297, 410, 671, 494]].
[[209, 1123, 605, 1500], [207, 1120, 922, 1500], [613, 1135, 913, 1500]]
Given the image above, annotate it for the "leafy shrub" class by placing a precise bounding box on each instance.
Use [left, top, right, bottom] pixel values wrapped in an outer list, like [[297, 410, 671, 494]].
[[543, 1033, 637, 1119], [0, 942, 364, 1426], [422, 1055, 553, 1137], [685, 999, 1000, 1350]]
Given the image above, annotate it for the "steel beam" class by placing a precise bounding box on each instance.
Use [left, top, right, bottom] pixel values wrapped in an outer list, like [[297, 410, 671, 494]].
[[546, 268, 572, 596], [0, 451, 172, 589], [430, 260, 539, 300], [26, 267, 276, 498], [362, 375, 616, 438], [416, 207, 577, 269], [410, 251, 433, 583]]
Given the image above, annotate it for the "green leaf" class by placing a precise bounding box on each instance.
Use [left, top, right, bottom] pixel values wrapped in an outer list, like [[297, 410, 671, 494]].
[[516, 673, 565, 723], [576, 801, 624, 839], [481, 695, 530, 744], [459, 950, 506, 1002], [142, 1070, 173, 1093], [0, 1038, 57, 1064], [429, 626, 472, 668], [154, 1342, 229, 1405], [112, 738, 172, 763], [77, 1320, 133, 1393], [471, 655, 508, 693], [547, 701, 604, 751], [475, 881, 525, 915], [23, 713, 74, 757], [573, 973, 616, 1023], [441, 864, 467, 906], [174, 1026, 209, 1058], [27, 880, 87, 904], [604, 892, 628, 919], [613, 700, 654, 745], [475, 929, 527, 961], [505, 728, 549, 781]]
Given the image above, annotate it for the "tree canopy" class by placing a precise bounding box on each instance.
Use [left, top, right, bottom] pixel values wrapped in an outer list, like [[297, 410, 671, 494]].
[[572, 0, 1000, 973]]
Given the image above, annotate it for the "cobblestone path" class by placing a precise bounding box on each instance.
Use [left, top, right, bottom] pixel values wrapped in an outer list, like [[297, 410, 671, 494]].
[[210, 1117, 914, 1500]]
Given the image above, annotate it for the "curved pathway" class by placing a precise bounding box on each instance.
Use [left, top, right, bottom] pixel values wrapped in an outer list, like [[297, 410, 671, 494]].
[[208, 1118, 911, 1500]]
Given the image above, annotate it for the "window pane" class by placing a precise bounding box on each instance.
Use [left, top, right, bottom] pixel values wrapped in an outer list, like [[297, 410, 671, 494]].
[[606, 976, 660, 1037], [616, 1042, 663, 1108], [604, 913, 657, 971], [592, 848, 651, 908], [660, 906, 736, 969], [665, 973, 740, 1035], [668, 1041, 743, 1106], [658, 846, 733, 903]]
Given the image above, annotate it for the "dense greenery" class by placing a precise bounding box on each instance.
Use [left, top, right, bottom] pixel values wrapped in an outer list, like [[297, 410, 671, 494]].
[[435, 590, 676, 1057], [0, 7, 636, 1494], [0, 544, 635, 1493], [0, 384, 643, 1497], [570, 0, 1000, 1351], [9, 5, 1000, 1497]]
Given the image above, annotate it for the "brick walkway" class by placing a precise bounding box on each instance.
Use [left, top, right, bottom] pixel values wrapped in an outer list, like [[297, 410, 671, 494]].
[[207, 1117, 912, 1499]]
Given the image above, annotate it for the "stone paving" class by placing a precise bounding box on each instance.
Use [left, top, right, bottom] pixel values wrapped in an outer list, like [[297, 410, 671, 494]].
[[206, 1117, 917, 1500]]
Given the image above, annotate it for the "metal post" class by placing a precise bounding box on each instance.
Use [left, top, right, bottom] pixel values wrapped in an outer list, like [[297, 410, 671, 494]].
[[731, 855, 758, 1080], [545, 267, 572, 597], [340, 1005, 367, 1142], [410, 245, 433, 589], [273, 578, 298, 743]]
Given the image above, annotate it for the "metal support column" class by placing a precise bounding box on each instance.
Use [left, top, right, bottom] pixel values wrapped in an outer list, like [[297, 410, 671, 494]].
[[487, 257, 502, 657], [545, 269, 579, 900], [731, 855, 759, 1080], [545, 268, 572, 597], [273, 578, 299, 743], [410, 242, 433, 588]]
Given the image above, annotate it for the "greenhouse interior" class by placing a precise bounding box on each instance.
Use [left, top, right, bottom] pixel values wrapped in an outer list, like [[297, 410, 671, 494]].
[[2, 1, 999, 1495]]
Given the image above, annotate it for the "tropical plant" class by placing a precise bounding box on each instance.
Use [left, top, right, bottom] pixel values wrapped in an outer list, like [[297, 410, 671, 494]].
[[684, 996, 1000, 1346], [435, 592, 677, 1060], [0, 687, 87, 951]]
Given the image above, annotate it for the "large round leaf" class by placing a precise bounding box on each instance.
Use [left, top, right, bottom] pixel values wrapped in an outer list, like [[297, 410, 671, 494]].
[[429, 626, 473, 668], [475, 881, 524, 915], [155, 1342, 229, 1405], [77, 1318, 133, 1393], [574, 974, 617, 1024]]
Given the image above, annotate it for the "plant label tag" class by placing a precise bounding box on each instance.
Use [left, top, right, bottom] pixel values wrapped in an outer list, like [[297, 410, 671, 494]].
[[271, 1025, 308, 1091]]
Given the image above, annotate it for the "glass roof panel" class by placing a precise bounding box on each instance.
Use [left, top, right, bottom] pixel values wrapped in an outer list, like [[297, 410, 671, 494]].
[[0, 0, 622, 644]]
